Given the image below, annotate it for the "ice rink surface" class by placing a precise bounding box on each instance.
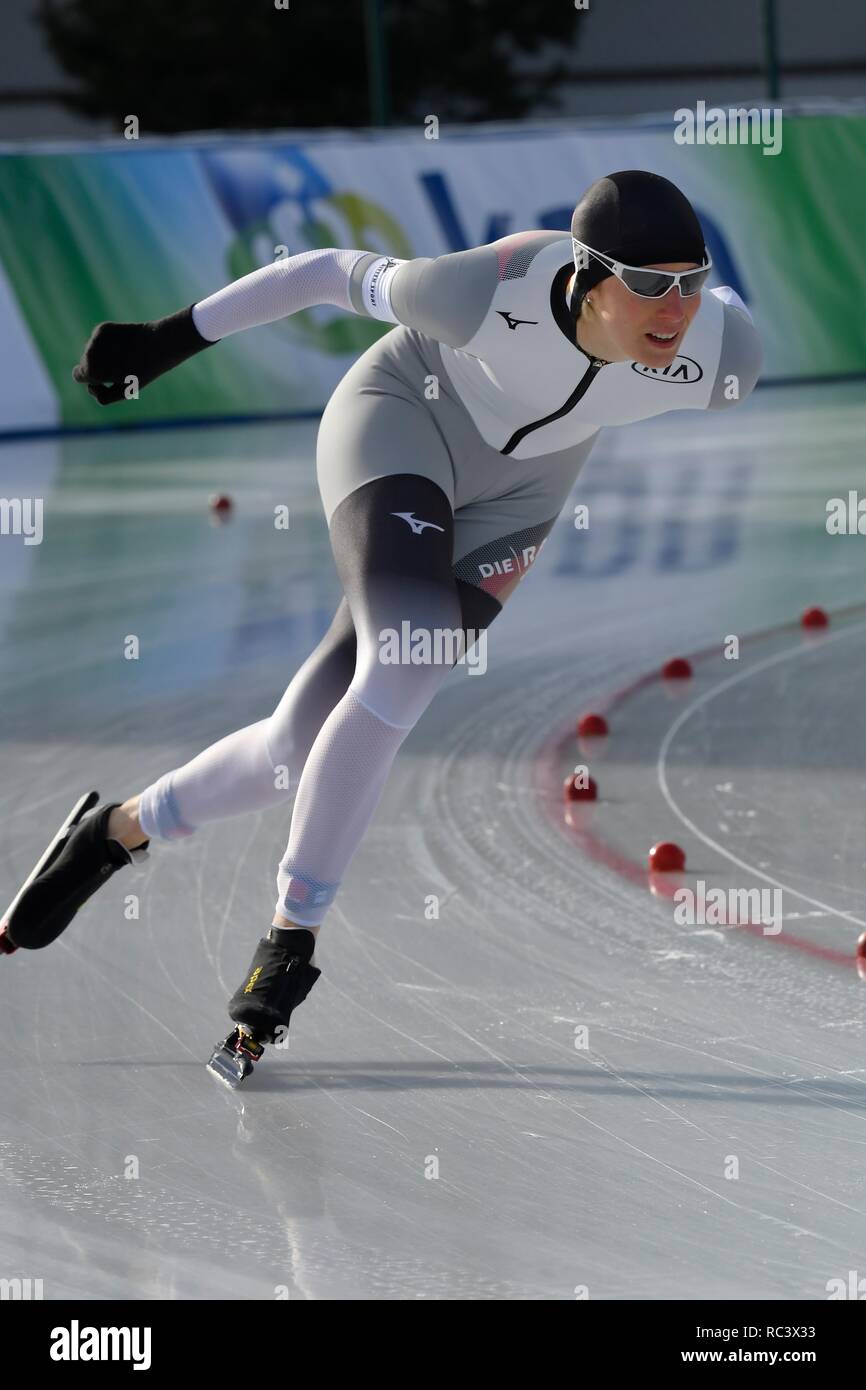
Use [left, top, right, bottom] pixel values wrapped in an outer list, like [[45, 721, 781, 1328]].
[[1, 380, 865, 1300]]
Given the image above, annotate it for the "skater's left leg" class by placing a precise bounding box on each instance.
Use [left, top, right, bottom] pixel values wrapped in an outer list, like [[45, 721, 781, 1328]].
[[134, 600, 357, 843], [106, 798, 148, 850], [4, 607, 359, 948], [2, 795, 151, 951]]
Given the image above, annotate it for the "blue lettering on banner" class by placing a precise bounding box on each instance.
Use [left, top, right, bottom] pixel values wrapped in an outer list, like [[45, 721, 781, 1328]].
[[420, 171, 511, 250], [555, 463, 750, 576]]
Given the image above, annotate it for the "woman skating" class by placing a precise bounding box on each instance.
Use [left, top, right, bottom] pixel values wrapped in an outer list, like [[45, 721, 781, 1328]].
[[0, 171, 761, 1086]]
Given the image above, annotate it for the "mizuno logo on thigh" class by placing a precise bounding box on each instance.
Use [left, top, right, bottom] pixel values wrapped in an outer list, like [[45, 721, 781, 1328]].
[[391, 511, 445, 535]]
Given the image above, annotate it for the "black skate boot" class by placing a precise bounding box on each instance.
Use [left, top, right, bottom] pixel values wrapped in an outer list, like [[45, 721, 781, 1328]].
[[206, 929, 320, 1088], [0, 792, 150, 955]]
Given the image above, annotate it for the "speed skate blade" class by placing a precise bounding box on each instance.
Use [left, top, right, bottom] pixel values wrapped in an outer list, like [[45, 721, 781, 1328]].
[[1, 790, 100, 956], [206, 1042, 253, 1089]]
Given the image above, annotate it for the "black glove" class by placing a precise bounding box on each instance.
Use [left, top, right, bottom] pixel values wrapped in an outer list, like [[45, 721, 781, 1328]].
[[72, 305, 215, 405]]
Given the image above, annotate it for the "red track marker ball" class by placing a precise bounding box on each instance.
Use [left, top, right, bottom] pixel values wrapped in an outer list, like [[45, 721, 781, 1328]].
[[800, 606, 828, 630], [209, 493, 233, 514], [662, 657, 692, 680], [577, 713, 608, 738], [856, 931, 866, 961], [648, 841, 686, 872], [564, 772, 598, 803]]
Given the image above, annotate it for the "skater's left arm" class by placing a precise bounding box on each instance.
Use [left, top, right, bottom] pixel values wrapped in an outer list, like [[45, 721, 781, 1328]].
[[705, 287, 762, 409]]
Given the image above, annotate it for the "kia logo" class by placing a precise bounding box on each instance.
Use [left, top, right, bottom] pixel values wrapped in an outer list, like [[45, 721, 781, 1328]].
[[631, 355, 703, 384]]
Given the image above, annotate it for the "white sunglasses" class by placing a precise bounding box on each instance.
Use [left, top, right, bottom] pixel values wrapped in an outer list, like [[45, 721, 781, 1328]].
[[572, 238, 712, 299]]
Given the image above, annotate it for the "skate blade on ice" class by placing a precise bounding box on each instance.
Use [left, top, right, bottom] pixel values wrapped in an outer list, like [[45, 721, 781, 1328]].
[[206, 1029, 263, 1089], [206, 1046, 250, 1089], [0, 790, 100, 957]]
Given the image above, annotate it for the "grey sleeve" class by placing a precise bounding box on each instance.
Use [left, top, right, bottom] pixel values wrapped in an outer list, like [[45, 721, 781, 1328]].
[[348, 244, 501, 348], [707, 303, 763, 409]]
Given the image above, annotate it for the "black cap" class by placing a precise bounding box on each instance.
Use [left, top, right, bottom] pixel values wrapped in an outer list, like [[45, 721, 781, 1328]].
[[570, 170, 707, 315]]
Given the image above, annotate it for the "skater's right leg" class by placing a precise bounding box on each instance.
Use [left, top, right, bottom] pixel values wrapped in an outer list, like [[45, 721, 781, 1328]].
[[273, 474, 502, 929]]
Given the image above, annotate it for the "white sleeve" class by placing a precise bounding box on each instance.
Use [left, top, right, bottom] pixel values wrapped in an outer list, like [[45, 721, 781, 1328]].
[[709, 285, 753, 324], [191, 247, 373, 342]]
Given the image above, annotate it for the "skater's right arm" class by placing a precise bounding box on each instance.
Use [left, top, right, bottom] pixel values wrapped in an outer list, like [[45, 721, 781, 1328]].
[[188, 243, 505, 349], [71, 248, 373, 407], [71, 239, 511, 406]]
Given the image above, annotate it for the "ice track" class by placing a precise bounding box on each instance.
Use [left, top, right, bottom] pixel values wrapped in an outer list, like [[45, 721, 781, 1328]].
[[1, 382, 865, 1299]]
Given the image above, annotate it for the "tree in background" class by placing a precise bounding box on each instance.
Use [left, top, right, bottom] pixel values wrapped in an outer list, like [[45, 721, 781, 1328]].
[[37, 0, 583, 133]]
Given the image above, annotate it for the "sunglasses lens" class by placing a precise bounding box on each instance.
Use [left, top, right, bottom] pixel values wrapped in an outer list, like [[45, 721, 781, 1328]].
[[620, 266, 712, 298], [679, 268, 711, 296], [620, 269, 674, 297]]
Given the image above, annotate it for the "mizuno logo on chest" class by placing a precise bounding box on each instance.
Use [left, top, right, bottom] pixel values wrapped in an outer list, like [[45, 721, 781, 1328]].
[[497, 311, 538, 331]]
